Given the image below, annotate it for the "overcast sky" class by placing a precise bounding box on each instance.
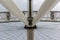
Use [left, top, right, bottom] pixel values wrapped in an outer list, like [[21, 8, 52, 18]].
[[0, 0, 60, 11]]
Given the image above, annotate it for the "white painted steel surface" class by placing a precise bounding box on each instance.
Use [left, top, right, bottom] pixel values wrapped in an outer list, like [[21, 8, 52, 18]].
[[33, 0, 60, 26], [0, 0, 28, 26]]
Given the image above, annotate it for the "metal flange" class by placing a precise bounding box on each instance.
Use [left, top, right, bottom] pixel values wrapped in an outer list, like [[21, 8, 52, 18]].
[[24, 25, 37, 29]]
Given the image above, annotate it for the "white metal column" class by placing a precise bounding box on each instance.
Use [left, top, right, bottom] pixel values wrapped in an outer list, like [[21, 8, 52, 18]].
[[27, 29, 34, 40], [32, 0, 60, 26], [0, 0, 28, 26]]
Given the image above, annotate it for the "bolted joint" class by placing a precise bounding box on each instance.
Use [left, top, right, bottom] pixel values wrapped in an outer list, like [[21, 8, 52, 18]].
[[29, 0, 32, 1], [28, 17, 33, 25]]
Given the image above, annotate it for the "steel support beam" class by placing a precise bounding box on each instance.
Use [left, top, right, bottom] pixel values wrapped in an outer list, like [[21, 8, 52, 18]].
[[0, 0, 28, 26], [27, 29, 34, 40], [32, 0, 60, 26], [27, 0, 33, 26], [26, 0, 35, 40]]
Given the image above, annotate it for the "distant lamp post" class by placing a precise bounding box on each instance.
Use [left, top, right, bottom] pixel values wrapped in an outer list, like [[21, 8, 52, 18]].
[[7, 12, 10, 20], [50, 11, 54, 20]]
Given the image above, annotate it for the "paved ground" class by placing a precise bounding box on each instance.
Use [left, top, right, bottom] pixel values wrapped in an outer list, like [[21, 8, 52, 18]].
[[0, 22, 60, 40]]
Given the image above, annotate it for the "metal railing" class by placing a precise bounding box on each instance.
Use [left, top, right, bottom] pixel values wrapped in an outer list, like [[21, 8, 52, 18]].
[[0, 11, 60, 23]]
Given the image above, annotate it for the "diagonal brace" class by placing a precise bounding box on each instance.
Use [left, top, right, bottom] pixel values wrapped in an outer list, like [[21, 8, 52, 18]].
[[32, 0, 60, 26], [0, 0, 28, 26]]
